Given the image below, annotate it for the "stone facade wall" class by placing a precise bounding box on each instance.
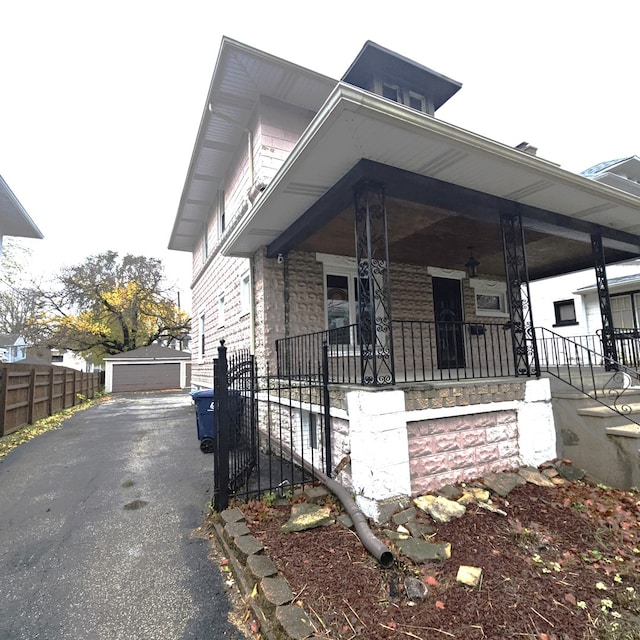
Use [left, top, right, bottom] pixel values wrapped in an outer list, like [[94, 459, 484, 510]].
[[191, 252, 252, 389], [407, 410, 520, 494], [404, 381, 525, 411]]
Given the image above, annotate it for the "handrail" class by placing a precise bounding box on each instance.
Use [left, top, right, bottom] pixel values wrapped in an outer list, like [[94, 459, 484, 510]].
[[536, 327, 640, 426]]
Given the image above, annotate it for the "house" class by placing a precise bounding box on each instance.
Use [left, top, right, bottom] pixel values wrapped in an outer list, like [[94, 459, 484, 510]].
[[0, 174, 43, 255], [0, 334, 27, 363], [169, 38, 640, 514], [531, 156, 640, 358]]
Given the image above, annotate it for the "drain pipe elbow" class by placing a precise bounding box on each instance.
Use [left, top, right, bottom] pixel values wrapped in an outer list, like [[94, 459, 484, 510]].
[[321, 474, 394, 569]]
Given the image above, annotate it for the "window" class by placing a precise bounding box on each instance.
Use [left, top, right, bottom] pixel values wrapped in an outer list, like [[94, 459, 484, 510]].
[[553, 299, 577, 326], [202, 227, 208, 263], [218, 190, 226, 236], [51, 354, 64, 363], [199, 313, 205, 359], [382, 82, 400, 102], [301, 411, 318, 450], [408, 91, 426, 111], [611, 294, 636, 329], [218, 293, 225, 327], [471, 280, 508, 317], [240, 269, 251, 316]]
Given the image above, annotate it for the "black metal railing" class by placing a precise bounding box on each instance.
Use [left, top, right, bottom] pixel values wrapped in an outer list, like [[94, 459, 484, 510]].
[[213, 341, 331, 511], [537, 327, 640, 424], [276, 320, 517, 383]]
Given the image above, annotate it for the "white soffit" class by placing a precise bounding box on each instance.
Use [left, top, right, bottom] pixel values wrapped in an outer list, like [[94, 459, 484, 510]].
[[0, 175, 43, 239], [222, 84, 640, 256]]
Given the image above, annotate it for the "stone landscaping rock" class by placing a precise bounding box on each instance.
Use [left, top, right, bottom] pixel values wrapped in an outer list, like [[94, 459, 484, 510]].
[[220, 507, 244, 524], [337, 513, 354, 529], [384, 529, 411, 542], [555, 461, 586, 481], [234, 534, 264, 558], [395, 538, 451, 563], [481, 472, 526, 497], [261, 576, 294, 606], [477, 502, 507, 516], [247, 554, 277, 579], [404, 576, 428, 601], [406, 519, 436, 539], [458, 487, 491, 505], [275, 604, 315, 640], [304, 485, 329, 503], [280, 503, 334, 533], [456, 565, 483, 588], [414, 495, 466, 523], [225, 521, 250, 539], [436, 484, 463, 500], [518, 466, 557, 487], [392, 507, 418, 526]]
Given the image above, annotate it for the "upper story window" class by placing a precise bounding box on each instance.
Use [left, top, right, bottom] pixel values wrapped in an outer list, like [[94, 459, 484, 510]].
[[240, 269, 251, 316], [382, 82, 400, 102], [199, 313, 206, 359]]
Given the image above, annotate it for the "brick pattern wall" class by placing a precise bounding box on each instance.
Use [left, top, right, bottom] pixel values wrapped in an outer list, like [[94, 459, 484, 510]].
[[408, 410, 520, 494]]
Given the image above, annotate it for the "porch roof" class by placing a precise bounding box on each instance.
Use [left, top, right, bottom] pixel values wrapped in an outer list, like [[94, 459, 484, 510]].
[[220, 83, 640, 278], [0, 175, 43, 239]]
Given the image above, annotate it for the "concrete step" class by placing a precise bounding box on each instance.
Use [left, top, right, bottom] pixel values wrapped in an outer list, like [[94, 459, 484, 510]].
[[606, 424, 640, 439], [577, 403, 640, 429]]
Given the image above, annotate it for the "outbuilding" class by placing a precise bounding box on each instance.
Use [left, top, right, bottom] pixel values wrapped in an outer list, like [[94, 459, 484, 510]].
[[104, 345, 191, 393]]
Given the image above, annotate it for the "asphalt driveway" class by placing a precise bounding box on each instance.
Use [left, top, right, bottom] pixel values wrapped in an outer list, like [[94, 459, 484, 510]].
[[0, 391, 247, 640]]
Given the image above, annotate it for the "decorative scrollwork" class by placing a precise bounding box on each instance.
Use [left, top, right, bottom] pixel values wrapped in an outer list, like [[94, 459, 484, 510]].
[[603, 370, 633, 415]]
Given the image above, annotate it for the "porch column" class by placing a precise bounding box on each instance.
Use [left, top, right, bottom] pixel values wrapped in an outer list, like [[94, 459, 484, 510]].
[[354, 180, 395, 385], [591, 232, 618, 370], [500, 212, 540, 377]]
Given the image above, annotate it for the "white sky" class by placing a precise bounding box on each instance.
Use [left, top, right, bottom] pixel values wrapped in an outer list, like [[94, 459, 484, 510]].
[[2, 0, 639, 314]]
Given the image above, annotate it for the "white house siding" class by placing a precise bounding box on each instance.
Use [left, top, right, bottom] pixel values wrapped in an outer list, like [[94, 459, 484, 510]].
[[257, 98, 316, 184]]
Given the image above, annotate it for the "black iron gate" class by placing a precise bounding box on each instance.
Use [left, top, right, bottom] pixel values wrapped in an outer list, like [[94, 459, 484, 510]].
[[212, 340, 332, 512]]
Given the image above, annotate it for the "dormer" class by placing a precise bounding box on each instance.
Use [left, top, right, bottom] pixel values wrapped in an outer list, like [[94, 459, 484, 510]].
[[341, 41, 461, 116]]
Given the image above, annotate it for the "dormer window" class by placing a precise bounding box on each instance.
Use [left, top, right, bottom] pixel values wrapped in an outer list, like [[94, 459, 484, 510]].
[[408, 91, 425, 111], [382, 82, 400, 102]]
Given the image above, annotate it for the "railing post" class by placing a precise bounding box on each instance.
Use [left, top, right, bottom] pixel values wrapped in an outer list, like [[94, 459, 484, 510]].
[[321, 342, 332, 477], [591, 232, 618, 370], [214, 340, 230, 512]]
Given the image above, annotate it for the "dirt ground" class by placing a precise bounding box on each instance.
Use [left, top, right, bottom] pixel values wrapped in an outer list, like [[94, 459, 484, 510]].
[[240, 473, 640, 640]]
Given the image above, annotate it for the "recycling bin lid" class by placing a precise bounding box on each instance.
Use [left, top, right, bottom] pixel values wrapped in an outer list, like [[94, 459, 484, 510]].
[[190, 389, 214, 399]]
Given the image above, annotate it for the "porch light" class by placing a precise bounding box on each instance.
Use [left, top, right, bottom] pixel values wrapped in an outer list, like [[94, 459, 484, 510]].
[[465, 248, 480, 278]]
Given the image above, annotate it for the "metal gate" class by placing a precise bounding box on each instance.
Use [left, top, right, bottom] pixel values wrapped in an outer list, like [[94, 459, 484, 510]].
[[212, 340, 332, 511]]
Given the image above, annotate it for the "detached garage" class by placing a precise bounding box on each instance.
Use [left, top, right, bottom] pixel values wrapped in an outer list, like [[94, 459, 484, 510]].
[[104, 345, 191, 393]]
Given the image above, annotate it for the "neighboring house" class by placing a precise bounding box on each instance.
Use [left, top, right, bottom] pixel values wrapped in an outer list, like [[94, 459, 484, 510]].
[[0, 334, 27, 362], [0, 174, 43, 255], [169, 38, 640, 513], [530, 156, 640, 359]]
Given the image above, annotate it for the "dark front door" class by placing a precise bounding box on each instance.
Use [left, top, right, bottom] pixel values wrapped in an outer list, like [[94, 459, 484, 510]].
[[432, 277, 465, 369]]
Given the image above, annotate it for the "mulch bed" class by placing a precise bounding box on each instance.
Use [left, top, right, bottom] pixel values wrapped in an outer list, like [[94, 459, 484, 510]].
[[241, 479, 640, 640]]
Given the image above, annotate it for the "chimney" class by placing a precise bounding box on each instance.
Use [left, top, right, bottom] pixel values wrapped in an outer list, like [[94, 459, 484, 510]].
[[515, 141, 538, 156]]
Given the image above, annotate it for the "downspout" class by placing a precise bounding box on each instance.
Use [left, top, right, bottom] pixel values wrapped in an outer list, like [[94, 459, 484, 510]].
[[282, 444, 394, 568], [315, 468, 394, 569]]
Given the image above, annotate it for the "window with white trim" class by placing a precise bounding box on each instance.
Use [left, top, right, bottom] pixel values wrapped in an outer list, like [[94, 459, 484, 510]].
[[471, 280, 508, 318], [240, 269, 251, 316], [218, 293, 225, 327], [301, 411, 318, 450], [199, 313, 205, 359]]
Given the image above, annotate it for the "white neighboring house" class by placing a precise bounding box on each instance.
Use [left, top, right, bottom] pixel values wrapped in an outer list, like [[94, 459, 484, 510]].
[[530, 157, 640, 348], [0, 334, 27, 363], [49, 349, 101, 372]]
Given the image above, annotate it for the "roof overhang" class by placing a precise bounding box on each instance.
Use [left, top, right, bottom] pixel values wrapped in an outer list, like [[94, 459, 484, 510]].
[[168, 37, 336, 252], [0, 175, 43, 239], [221, 83, 640, 259]]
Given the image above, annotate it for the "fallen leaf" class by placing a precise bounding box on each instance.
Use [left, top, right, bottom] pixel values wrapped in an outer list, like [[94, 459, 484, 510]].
[[435, 601, 446, 610], [564, 593, 576, 605], [426, 575, 438, 586], [250, 619, 260, 633]]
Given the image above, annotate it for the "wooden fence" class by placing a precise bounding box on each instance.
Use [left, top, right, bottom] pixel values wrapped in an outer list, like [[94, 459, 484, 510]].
[[0, 363, 104, 437]]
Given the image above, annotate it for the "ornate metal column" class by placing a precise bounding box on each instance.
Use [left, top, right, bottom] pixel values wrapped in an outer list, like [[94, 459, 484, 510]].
[[500, 212, 539, 377], [354, 180, 395, 385], [591, 232, 618, 370]]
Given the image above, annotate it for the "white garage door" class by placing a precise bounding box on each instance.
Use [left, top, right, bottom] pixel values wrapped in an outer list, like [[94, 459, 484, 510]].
[[112, 363, 180, 392]]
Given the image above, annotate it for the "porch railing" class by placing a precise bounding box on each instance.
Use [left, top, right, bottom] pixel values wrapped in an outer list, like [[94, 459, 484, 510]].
[[276, 320, 516, 384]]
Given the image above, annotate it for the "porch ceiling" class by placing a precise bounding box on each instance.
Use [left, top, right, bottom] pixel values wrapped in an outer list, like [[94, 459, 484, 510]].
[[221, 84, 640, 278]]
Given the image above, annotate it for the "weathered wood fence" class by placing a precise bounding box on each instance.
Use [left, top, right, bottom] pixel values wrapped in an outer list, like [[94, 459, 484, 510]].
[[0, 363, 104, 437]]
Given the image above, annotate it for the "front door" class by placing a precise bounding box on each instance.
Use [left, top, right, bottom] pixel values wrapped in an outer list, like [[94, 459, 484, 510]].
[[432, 277, 465, 369]]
